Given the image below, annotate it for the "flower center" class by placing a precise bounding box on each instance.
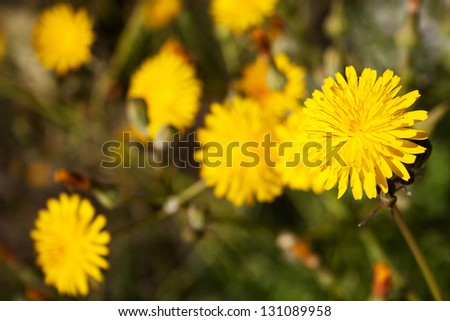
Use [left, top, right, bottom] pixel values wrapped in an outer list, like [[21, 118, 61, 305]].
[[59, 27, 77, 55]]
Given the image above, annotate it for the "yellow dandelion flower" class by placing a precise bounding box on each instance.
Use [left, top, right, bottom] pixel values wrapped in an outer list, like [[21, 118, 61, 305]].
[[237, 54, 307, 116], [304, 66, 429, 200], [211, 0, 279, 34], [144, 0, 181, 29], [30, 193, 110, 297], [196, 98, 283, 206], [276, 108, 321, 192], [128, 45, 202, 138], [238, 57, 268, 99], [32, 4, 94, 75]]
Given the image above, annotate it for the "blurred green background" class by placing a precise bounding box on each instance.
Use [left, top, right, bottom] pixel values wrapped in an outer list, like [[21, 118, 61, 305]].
[[1, 0, 450, 300]]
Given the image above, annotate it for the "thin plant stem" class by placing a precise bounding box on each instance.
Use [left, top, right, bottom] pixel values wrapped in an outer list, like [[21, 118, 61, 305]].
[[111, 180, 207, 238], [108, 0, 147, 79], [176, 180, 207, 205], [215, 28, 241, 77], [89, 0, 147, 122], [392, 204, 443, 301], [398, 0, 422, 88]]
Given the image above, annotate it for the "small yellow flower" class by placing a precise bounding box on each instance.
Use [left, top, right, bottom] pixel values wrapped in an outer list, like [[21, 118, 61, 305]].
[[196, 98, 283, 206], [237, 54, 307, 117], [304, 66, 429, 200], [32, 4, 94, 75], [128, 44, 202, 138], [31, 193, 110, 297], [144, 0, 182, 29], [210, 0, 279, 34]]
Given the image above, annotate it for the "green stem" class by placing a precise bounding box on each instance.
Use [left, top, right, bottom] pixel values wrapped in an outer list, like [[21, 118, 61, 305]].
[[398, 0, 421, 88], [111, 180, 207, 238], [392, 205, 443, 300], [109, 0, 147, 79], [215, 28, 241, 77], [89, 0, 147, 122], [175, 180, 207, 205]]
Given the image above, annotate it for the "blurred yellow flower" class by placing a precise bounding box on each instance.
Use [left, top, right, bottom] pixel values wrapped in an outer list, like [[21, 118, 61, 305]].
[[128, 45, 202, 138], [304, 66, 428, 200], [161, 37, 190, 58], [276, 109, 320, 192], [31, 193, 110, 297], [196, 98, 283, 206], [237, 54, 307, 117], [144, 0, 181, 29], [211, 0, 279, 33], [32, 4, 94, 75]]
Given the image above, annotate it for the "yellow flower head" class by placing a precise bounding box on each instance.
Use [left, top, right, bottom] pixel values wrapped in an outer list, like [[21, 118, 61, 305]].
[[144, 0, 181, 29], [128, 44, 202, 138], [31, 193, 110, 297], [304, 66, 428, 200], [211, 0, 279, 34], [32, 4, 95, 75], [237, 54, 307, 117], [196, 98, 283, 206]]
